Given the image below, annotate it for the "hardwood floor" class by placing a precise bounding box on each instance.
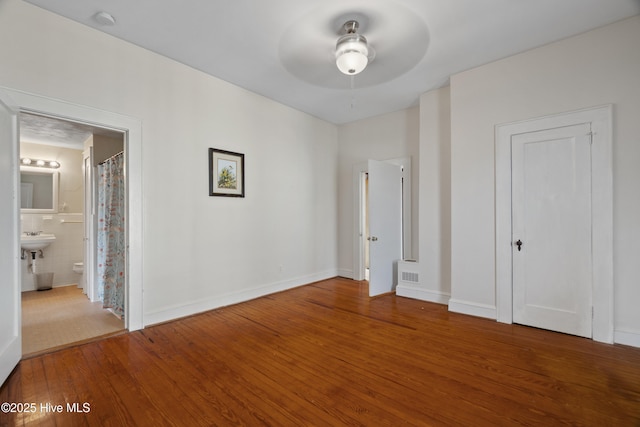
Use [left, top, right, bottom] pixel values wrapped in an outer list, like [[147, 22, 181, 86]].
[[1, 277, 639, 426]]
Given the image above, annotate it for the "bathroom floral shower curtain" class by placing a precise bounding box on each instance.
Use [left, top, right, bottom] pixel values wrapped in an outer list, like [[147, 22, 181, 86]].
[[97, 152, 125, 319]]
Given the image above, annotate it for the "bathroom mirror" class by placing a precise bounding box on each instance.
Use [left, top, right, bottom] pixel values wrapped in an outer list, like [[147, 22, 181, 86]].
[[20, 166, 59, 213]]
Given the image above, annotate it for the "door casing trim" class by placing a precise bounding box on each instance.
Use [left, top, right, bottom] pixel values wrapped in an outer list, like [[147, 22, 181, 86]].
[[1, 86, 144, 331], [495, 105, 613, 343]]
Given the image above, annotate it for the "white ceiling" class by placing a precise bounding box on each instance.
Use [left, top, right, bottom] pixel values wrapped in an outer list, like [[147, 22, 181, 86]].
[[24, 0, 640, 125], [20, 112, 122, 149]]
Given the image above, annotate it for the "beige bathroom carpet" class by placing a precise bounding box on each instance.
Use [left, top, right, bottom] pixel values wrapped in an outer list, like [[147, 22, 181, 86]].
[[22, 285, 125, 357]]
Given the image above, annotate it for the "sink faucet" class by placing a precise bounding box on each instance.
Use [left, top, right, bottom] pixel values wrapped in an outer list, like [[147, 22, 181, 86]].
[[24, 231, 42, 236]]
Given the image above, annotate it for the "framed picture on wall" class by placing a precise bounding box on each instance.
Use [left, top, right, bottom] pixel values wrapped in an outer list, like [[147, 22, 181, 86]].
[[209, 148, 245, 197]]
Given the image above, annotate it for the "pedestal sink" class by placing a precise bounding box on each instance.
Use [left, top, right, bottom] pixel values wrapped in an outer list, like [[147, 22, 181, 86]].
[[21, 233, 56, 251]]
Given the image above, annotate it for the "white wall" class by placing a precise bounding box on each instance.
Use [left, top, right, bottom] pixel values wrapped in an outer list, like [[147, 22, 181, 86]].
[[337, 108, 420, 278], [449, 16, 640, 345], [0, 0, 338, 325], [415, 87, 451, 303]]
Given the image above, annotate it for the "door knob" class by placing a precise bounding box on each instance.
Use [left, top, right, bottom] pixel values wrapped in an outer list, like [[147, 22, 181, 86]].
[[515, 239, 523, 251], [370, 236, 378, 241]]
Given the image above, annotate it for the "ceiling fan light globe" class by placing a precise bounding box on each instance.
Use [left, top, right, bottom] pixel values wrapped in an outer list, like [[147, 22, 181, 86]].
[[335, 35, 369, 75], [336, 51, 368, 75]]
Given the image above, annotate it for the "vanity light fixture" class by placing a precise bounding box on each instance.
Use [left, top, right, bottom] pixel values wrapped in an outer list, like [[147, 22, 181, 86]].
[[20, 158, 60, 169]]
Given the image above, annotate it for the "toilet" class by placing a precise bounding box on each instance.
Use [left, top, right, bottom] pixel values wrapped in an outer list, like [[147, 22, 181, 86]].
[[73, 262, 84, 274]]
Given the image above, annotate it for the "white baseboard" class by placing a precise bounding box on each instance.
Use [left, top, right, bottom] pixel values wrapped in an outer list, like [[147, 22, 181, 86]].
[[448, 298, 496, 320], [337, 268, 353, 279], [144, 269, 338, 326], [614, 329, 640, 348], [396, 284, 450, 305], [21, 282, 78, 292]]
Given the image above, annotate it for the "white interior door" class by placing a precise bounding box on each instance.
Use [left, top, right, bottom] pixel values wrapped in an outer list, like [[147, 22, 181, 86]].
[[0, 97, 21, 385], [512, 123, 592, 338], [368, 160, 402, 297], [83, 148, 94, 299]]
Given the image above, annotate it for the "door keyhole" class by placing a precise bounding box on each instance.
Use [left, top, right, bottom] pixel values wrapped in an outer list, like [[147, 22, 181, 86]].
[[516, 239, 523, 251]]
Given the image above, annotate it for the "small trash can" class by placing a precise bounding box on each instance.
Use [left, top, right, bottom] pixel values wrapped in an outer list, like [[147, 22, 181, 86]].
[[35, 272, 54, 291]]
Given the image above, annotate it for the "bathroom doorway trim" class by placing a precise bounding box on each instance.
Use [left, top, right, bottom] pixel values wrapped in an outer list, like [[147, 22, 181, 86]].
[[2, 86, 143, 331]]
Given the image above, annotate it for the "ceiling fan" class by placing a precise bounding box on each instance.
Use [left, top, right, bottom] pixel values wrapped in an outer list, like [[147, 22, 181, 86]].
[[334, 20, 375, 76], [278, 4, 430, 90]]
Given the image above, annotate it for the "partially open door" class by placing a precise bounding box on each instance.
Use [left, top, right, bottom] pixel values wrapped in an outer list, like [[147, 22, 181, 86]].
[[368, 160, 403, 297], [83, 147, 95, 300], [0, 95, 21, 385]]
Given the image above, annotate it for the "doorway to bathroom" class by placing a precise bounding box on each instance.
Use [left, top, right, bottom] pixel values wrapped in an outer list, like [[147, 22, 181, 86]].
[[19, 112, 126, 357], [1, 87, 142, 379]]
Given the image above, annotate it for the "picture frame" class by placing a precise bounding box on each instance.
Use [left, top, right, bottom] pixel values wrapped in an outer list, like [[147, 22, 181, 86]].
[[209, 148, 245, 197]]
